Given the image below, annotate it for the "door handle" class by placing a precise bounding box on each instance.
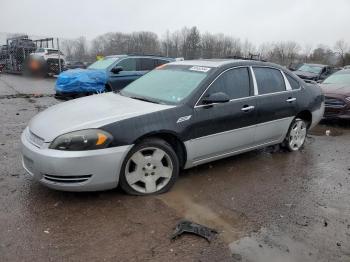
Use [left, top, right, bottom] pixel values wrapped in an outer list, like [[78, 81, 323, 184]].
[[286, 97, 296, 103], [241, 105, 255, 112]]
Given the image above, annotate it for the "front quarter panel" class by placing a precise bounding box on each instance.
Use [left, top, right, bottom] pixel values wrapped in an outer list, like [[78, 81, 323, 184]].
[[101, 105, 194, 147]]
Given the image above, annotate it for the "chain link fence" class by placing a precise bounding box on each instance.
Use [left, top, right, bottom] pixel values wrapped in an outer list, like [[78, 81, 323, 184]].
[[0, 34, 65, 77]]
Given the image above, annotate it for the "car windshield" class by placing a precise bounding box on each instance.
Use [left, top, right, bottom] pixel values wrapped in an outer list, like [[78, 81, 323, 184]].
[[88, 57, 119, 70], [323, 70, 350, 85], [120, 65, 210, 104], [298, 64, 323, 74]]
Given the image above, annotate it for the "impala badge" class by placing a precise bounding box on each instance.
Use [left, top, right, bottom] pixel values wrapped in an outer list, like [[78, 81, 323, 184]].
[[177, 115, 192, 123]]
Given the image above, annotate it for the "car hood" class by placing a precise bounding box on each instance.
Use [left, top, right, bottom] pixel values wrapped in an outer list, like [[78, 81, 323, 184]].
[[294, 70, 318, 79], [320, 84, 350, 96], [28, 93, 174, 142], [55, 68, 107, 93]]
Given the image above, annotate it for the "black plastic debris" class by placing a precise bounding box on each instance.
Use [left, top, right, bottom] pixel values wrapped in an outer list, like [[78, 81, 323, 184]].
[[171, 220, 218, 242]]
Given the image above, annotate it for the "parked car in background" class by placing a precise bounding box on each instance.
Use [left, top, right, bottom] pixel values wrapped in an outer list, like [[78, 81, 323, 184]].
[[319, 69, 350, 119], [294, 63, 338, 82], [22, 59, 324, 194], [344, 65, 350, 70], [55, 55, 174, 98], [288, 62, 303, 71], [64, 61, 88, 70]]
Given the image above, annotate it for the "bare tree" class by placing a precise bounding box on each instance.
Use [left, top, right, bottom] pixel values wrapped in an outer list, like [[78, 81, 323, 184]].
[[61, 39, 75, 61], [334, 40, 349, 66], [241, 39, 256, 58], [73, 36, 88, 61], [60, 27, 348, 66]]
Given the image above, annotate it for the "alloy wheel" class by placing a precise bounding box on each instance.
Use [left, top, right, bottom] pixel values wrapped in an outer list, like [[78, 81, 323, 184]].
[[125, 147, 174, 194], [288, 120, 307, 151]]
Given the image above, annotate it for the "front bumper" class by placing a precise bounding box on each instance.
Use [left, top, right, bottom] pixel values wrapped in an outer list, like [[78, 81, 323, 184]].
[[324, 96, 350, 119], [21, 130, 132, 192]]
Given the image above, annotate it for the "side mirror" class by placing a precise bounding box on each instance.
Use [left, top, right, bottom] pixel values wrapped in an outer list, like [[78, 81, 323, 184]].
[[202, 92, 230, 105], [111, 66, 124, 74]]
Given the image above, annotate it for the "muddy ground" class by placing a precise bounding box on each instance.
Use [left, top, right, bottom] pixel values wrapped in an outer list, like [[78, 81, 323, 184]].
[[0, 74, 349, 262]]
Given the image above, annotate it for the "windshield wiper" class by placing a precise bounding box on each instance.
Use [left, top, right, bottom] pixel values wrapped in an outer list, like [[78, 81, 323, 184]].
[[130, 96, 160, 104]]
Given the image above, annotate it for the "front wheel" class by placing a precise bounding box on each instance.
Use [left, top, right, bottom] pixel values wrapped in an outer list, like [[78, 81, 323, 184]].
[[282, 118, 308, 151], [119, 138, 179, 195]]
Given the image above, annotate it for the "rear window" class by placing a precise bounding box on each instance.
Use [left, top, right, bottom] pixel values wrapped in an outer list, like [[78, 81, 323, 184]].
[[254, 67, 286, 94], [118, 58, 136, 71], [138, 58, 155, 71]]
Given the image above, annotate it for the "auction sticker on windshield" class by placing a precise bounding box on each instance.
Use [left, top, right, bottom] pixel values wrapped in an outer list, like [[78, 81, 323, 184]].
[[189, 66, 211, 73]]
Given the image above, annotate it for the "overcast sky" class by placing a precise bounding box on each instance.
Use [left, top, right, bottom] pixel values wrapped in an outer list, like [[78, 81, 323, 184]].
[[1, 0, 349, 48]]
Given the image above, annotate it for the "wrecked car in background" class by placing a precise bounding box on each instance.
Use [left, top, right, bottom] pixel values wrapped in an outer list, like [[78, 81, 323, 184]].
[[21, 59, 324, 195], [28, 48, 66, 76], [55, 55, 174, 98], [294, 63, 339, 82], [320, 69, 350, 119]]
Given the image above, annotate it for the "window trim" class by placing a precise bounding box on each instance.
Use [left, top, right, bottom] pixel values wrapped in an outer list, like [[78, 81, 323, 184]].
[[194, 66, 253, 108], [284, 72, 302, 91]]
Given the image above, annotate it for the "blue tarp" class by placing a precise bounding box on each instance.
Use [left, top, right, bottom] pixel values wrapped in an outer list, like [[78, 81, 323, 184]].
[[55, 69, 107, 93]]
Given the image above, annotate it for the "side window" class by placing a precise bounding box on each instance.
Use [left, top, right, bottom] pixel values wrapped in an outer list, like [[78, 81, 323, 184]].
[[286, 74, 300, 90], [203, 67, 251, 101], [156, 59, 170, 67], [117, 58, 136, 71], [254, 67, 286, 94], [138, 58, 156, 71]]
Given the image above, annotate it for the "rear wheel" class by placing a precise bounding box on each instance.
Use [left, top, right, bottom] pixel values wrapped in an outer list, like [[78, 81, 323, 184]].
[[119, 138, 179, 195], [283, 118, 307, 151]]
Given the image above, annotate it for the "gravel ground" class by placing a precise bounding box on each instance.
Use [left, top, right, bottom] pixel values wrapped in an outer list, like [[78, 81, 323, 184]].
[[0, 73, 349, 262]]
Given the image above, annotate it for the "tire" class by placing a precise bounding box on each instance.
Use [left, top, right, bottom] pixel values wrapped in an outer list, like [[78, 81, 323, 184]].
[[119, 138, 179, 196], [282, 118, 308, 152], [105, 84, 112, 92]]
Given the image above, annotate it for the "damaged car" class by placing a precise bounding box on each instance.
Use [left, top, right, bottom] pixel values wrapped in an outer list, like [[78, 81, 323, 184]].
[[21, 59, 324, 195], [320, 69, 350, 119], [294, 63, 337, 82]]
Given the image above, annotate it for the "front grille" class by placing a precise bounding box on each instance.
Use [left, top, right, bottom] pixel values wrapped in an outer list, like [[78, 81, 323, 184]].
[[43, 174, 92, 184], [325, 97, 345, 108], [27, 129, 44, 148]]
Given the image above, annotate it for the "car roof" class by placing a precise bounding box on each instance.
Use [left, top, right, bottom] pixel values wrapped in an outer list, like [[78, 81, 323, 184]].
[[335, 69, 350, 74], [303, 63, 328, 67], [170, 59, 278, 68], [105, 54, 174, 60]]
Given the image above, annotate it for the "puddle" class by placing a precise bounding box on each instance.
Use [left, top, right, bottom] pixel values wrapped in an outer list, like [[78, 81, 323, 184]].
[[309, 125, 343, 136], [229, 228, 318, 262], [158, 186, 245, 243]]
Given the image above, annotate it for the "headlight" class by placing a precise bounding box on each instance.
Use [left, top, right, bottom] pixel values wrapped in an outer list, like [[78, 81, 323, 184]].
[[49, 129, 113, 151], [345, 97, 350, 102]]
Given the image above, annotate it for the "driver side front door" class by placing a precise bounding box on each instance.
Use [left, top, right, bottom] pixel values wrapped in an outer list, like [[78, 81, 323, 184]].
[[186, 67, 257, 165]]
